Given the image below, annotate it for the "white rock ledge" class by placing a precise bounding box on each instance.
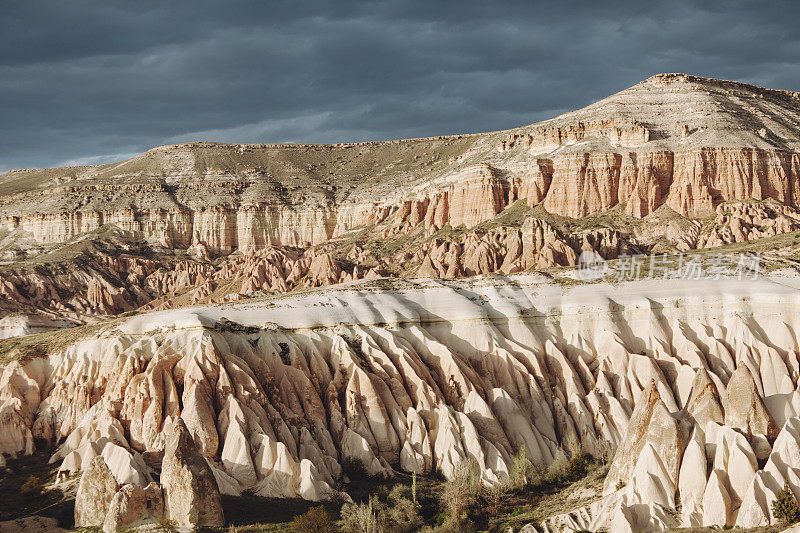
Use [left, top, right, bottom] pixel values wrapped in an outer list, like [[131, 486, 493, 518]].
[[2, 273, 800, 531]]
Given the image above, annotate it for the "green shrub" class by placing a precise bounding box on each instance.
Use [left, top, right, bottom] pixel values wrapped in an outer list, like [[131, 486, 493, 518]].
[[545, 449, 569, 484], [772, 481, 800, 524], [20, 475, 44, 495], [442, 459, 481, 516], [431, 510, 448, 527], [340, 496, 383, 533], [382, 484, 423, 532], [482, 482, 509, 518], [341, 457, 370, 481], [439, 459, 481, 530], [291, 506, 336, 533], [340, 483, 422, 533], [564, 454, 588, 482], [510, 445, 542, 490]]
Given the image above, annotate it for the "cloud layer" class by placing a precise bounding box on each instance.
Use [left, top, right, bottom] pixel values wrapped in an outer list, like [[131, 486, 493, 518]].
[[2, 0, 799, 171]]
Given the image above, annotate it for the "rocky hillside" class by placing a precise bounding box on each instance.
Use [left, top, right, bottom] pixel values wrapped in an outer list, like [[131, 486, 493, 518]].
[[2, 275, 800, 530], [2, 73, 800, 253], [1, 74, 800, 323]]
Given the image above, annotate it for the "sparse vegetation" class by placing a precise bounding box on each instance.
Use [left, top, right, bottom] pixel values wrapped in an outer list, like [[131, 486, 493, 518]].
[[772, 481, 800, 525], [339, 483, 422, 533], [438, 459, 482, 531], [220, 494, 340, 531], [339, 496, 383, 533], [483, 482, 510, 518], [381, 484, 424, 532], [0, 441, 608, 532], [544, 449, 569, 484], [563, 453, 588, 483], [0, 451, 73, 527], [290, 506, 336, 533], [0, 318, 123, 365], [509, 445, 540, 490], [20, 475, 44, 496]]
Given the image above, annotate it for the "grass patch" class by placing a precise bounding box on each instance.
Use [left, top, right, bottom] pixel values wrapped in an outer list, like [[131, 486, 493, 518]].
[[0, 318, 122, 365], [213, 494, 341, 532], [493, 461, 607, 532], [0, 451, 73, 527]]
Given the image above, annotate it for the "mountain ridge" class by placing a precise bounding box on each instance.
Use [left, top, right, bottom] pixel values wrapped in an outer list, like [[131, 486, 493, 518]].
[[2, 72, 799, 178], [1, 73, 800, 321]]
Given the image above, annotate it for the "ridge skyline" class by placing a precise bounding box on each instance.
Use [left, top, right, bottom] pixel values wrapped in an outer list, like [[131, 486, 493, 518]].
[[5, 71, 800, 175]]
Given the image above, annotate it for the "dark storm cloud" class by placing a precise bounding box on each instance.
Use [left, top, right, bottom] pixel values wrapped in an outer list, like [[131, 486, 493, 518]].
[[1, 0, 799, 171]]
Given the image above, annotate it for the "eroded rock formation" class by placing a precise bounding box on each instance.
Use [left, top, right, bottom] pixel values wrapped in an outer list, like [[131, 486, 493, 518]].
[[0, 213, 644, 319], [1, 75, 800, 327], [1, 275, 800, 530], [71, 417, 222, 531], [161, 418, 224, 528]]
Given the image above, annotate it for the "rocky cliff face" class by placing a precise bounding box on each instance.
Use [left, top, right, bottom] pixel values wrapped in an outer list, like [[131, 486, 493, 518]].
[[5, 196, 800, 320], [2, 75, 800, 334], [3, 146, 799, 251], [2, 74, 800, 258], [0, 212, 645, 319], [2, 275, 800, 530]]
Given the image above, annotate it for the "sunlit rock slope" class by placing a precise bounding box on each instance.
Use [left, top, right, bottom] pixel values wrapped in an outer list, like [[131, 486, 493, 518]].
[[2, 273, 800, 529]]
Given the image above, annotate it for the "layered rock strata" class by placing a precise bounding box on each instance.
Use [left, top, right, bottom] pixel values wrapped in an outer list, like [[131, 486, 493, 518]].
[[4, 196, 800, 323], [2, 74, 800, 256], [3, 147, 799, 253], [0, 215, 641, 319]]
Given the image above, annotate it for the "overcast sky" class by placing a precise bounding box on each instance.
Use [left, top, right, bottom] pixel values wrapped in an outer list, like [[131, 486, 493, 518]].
[[2, 0, 799, 171]]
